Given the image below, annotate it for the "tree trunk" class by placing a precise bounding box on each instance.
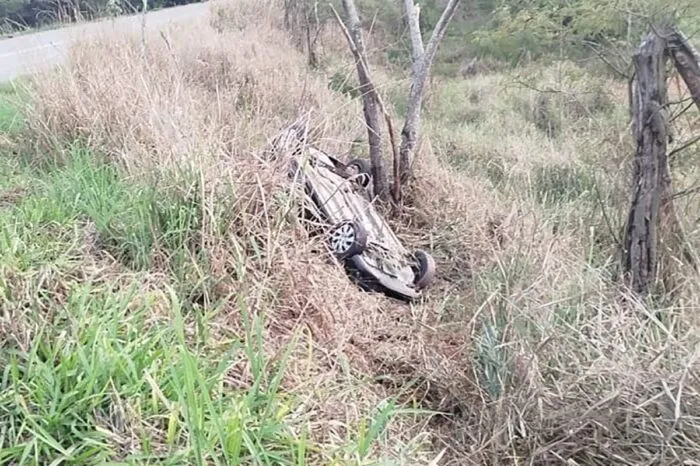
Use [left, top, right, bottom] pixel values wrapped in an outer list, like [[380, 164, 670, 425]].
[[624, 31, 674, 296], [284, 0, 291, 29], [304, 3, 319, 69], [338, 0, 389, 201]]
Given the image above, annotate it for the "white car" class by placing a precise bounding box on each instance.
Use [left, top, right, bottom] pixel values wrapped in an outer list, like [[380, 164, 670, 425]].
[[269, 124, 436, 301]]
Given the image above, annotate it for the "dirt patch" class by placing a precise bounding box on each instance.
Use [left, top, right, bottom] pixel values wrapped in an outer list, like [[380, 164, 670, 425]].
[[0, 186, 26, 208]]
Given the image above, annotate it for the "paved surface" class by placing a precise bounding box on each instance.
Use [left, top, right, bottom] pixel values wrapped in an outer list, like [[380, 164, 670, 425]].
[[0, 2, 209, 83]]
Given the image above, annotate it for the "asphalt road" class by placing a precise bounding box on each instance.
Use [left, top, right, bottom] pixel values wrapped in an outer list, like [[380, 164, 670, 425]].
[[0, 2, 209, 83]]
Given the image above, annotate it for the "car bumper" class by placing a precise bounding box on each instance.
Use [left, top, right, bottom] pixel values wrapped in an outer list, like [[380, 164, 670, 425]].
[[348, 255, 421, 301]]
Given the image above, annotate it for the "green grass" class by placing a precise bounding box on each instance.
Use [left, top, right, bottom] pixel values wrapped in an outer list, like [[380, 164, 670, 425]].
[[0, 146, 307, 464], [0, 278, 305, 464], [531, 164, 598, 207], [7, 143, 242, 309], [0, 82, 25, 135]]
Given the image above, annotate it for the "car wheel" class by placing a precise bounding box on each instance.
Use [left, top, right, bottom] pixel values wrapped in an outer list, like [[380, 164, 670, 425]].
[[413, 250, 436, 290], [346, 158, 372, 189], [329, 220, 367, 259]]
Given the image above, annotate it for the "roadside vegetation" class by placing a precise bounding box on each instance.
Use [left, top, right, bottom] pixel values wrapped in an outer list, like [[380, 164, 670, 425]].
[[2, 0, 700, 464]]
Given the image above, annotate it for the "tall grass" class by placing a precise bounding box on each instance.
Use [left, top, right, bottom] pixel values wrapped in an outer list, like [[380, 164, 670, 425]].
[[0, 150, 290, 464], [5, 0, 700, 464], [0, 141, 424, 464]]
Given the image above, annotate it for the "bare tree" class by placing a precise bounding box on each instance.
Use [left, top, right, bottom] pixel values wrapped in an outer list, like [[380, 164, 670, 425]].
[[331, 0, 460, 205], [399, 0, 460, 182]]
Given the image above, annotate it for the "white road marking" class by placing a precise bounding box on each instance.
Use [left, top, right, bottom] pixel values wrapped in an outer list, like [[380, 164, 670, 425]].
[[0, 42, 64, 59]]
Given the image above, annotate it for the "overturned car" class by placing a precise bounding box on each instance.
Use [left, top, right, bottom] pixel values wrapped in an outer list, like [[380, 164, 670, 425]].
[[268, 124, 436, 302]]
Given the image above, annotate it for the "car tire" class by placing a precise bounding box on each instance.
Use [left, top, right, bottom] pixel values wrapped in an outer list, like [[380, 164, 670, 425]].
[[346, 158, 372, 189], [329, 220, 367, 259], [413, 250, 436, 290]]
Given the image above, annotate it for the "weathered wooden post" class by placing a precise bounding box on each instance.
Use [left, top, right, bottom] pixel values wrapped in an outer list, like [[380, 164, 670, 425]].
[[623, 30, 671, 295], [623, 26, 700, 296]]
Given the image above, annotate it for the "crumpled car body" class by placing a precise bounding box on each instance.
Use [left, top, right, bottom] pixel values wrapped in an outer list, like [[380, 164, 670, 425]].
[[269, 124, 436, 302]]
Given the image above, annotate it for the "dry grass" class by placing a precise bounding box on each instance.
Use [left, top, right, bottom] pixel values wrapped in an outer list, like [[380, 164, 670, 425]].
[[11, 0, 700, 464]]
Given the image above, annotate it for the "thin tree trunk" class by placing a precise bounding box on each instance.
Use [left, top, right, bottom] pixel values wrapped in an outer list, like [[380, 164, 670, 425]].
[[404, 0, 424, 63], [336, 0, 388, 201], [666, 27, 700, 277], [141, 0, 147, 54], [399, 0, 460, 182], [284, 0, 293, 29], [304, 4, 318, 69]]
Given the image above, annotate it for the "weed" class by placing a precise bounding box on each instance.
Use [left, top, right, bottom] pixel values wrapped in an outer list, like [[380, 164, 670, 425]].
[[0, 83, 25, 136], [531, 92, 561, 137], [328, 70, 359, 99], [531, 164, 598, 206]]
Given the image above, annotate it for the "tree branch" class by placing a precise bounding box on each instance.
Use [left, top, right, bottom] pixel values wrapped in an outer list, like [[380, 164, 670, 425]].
[[403, 0, 424, 63], [582, 39, 632, 79], [668, 27, 700, 112], [423, 0, 460, 68], [668, 133, 700, 159], [399, 0, 460, 182], [628, 70, 636, 123], [672, 184, 700, 200], [669, 101, 695, 123]]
